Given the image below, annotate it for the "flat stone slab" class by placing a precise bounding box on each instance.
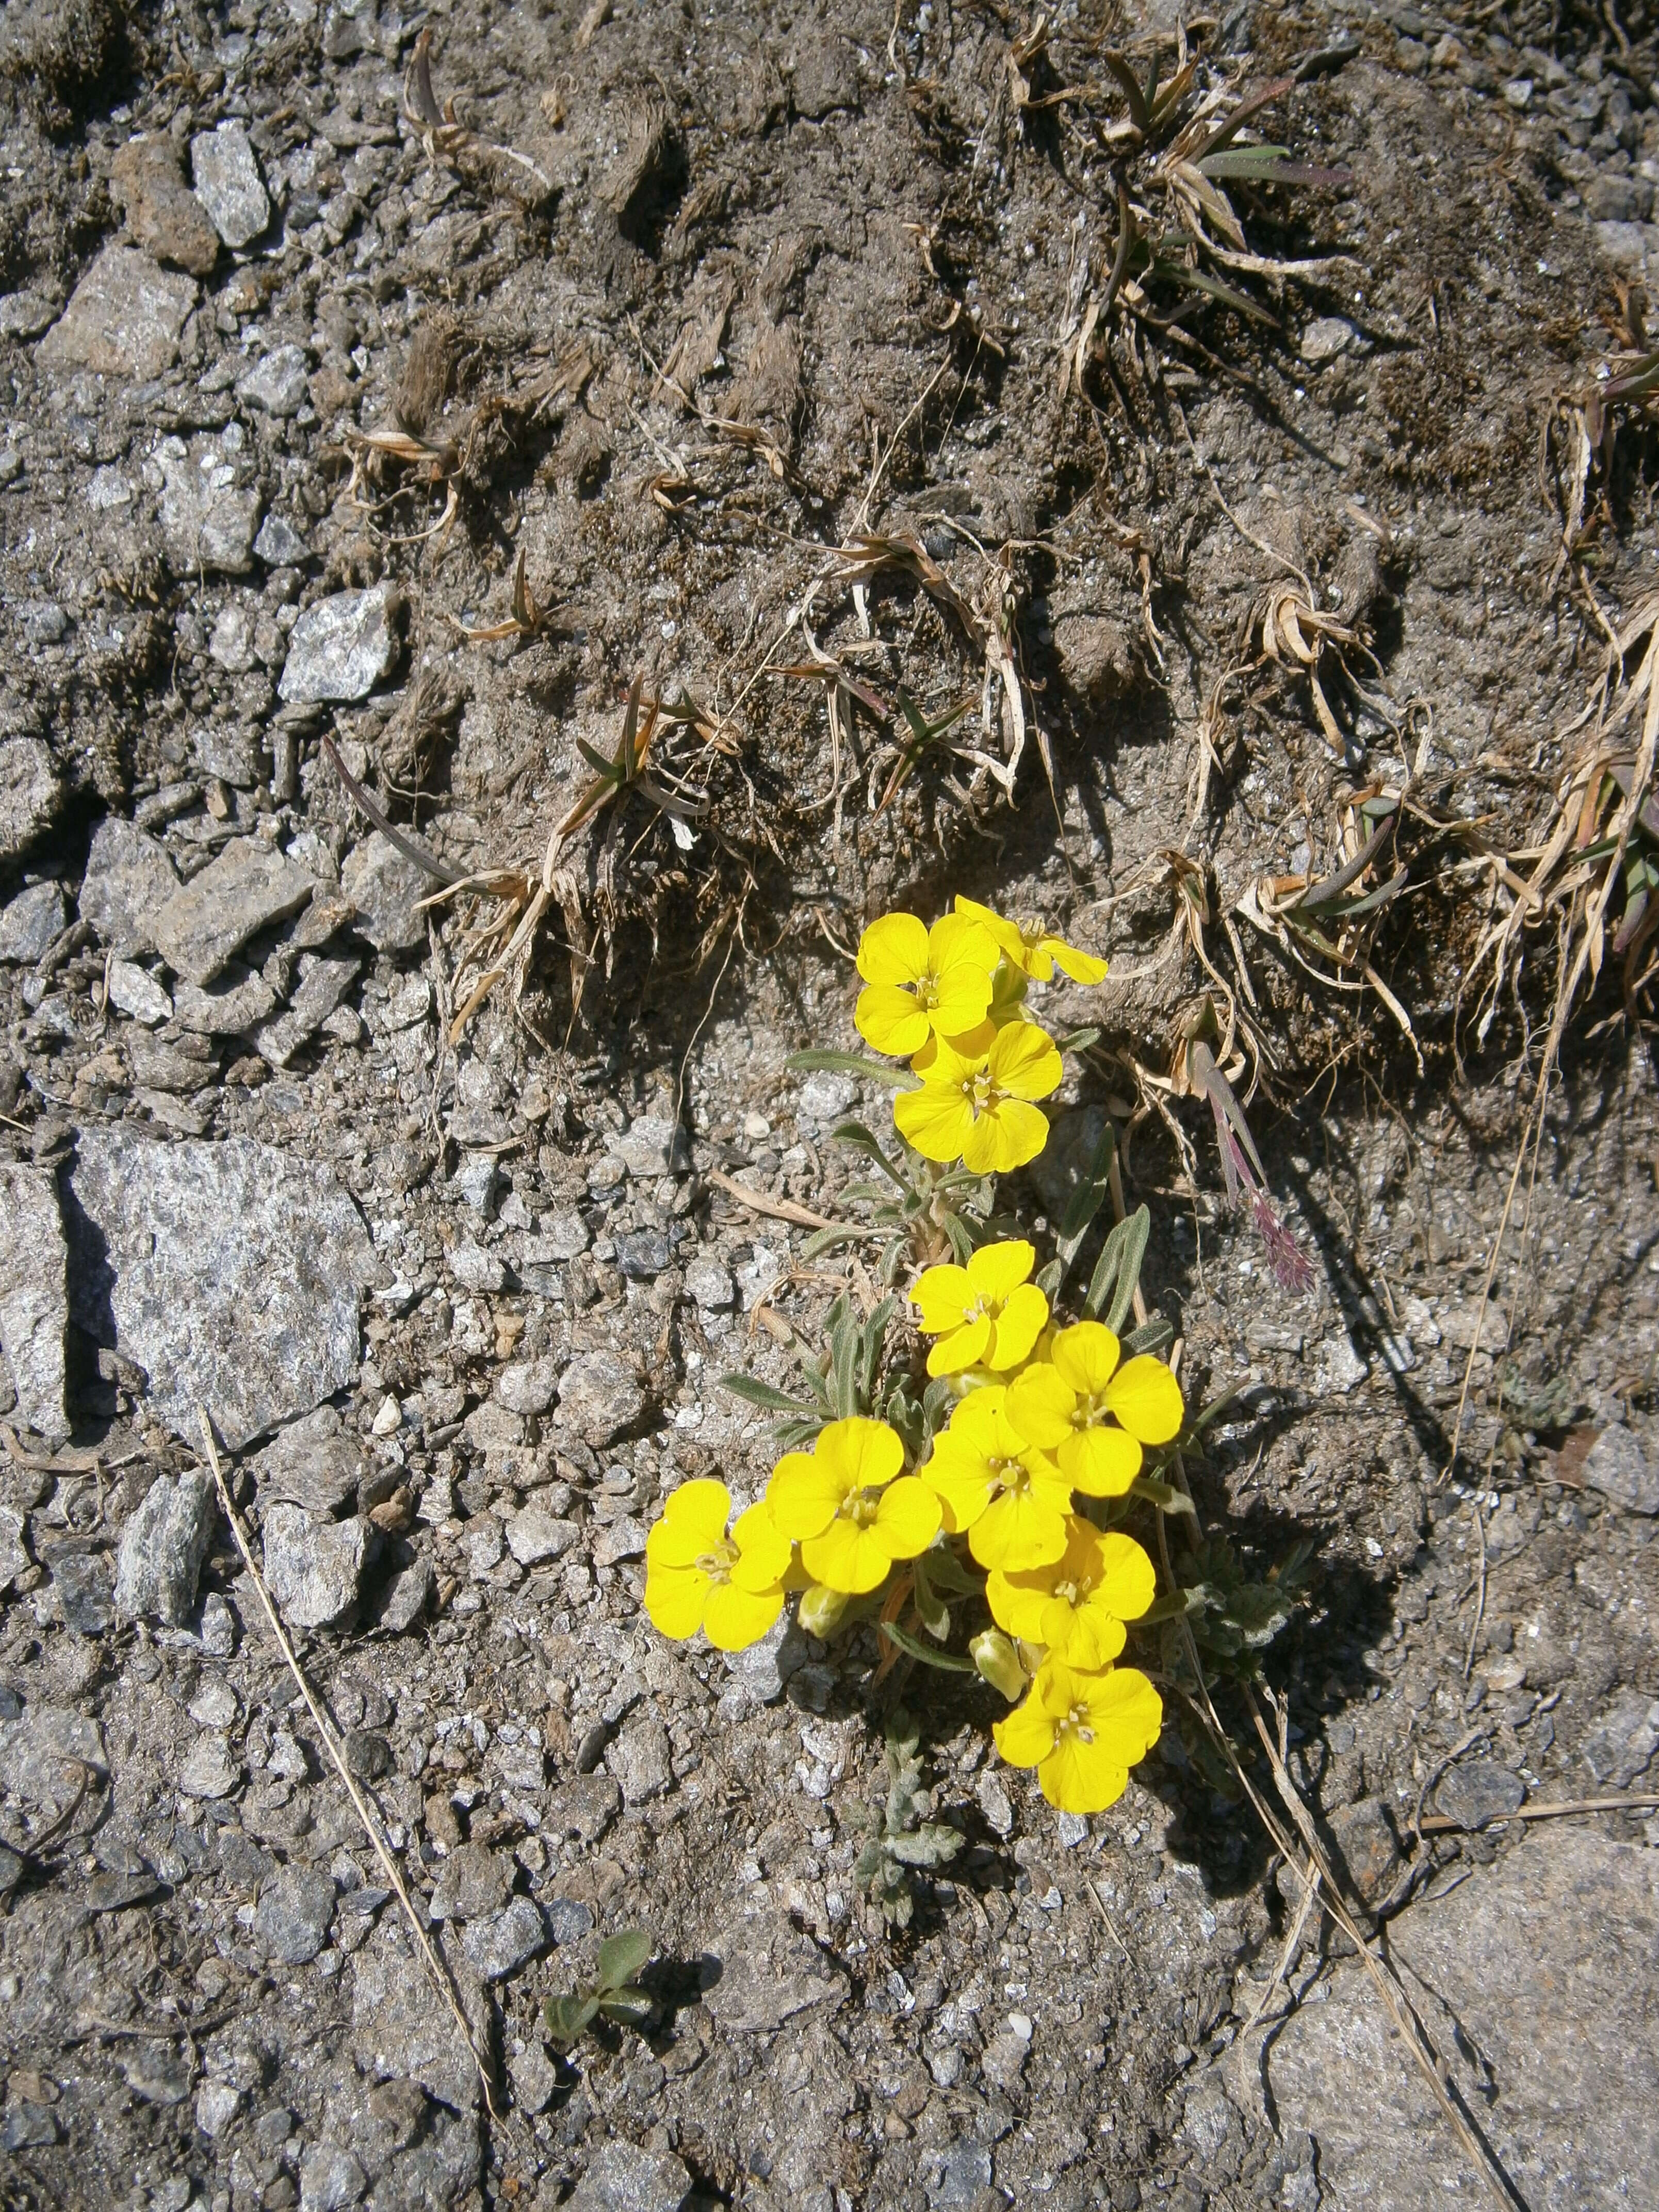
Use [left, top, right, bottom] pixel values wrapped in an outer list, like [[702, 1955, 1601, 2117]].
[[190, 122, 270, 249], [278, 584, 403, 704], [0, 1163, 70, 1443], [0, 736, 63, 865], [1264, 1829, 1659, 2209], [63, 1129, 374, 1450], [111, 135, 220, 276], [152, 838, 314, 986], [38, 245, 197, 380], [77, 816, 181, 957]]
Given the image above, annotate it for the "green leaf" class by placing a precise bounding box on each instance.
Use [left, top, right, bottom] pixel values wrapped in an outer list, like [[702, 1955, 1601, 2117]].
[[1121, 1316, 1175, 1358], [543, 1991, 600, 2043], [799, 1224, 866, 1260], [597, 1929, 653, 1990], [1131, 1473, 1196, 1515], [879, 1619, 978, 1671], [941, 1211, 975, 1265], [1052, 1025, 1101, 1053], [786, 1049, 920, 1091], [918, 1538, 983, 1596], [912, 1551, 951, 1641], [829, 1120, 908, 1185], [1136, 1586, 1209, 1627], [1084, 1205, 1150, 1333], [859, 1296, 900, 1401], [597, 1987, 654, 2027], [887, 1821, 966, 1868], [721, 1375, 815, 1414]]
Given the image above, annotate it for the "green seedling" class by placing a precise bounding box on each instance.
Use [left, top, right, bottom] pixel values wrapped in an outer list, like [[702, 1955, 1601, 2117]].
[[852, 1712, 964, 1928], [542, 1928, 654, 2046]]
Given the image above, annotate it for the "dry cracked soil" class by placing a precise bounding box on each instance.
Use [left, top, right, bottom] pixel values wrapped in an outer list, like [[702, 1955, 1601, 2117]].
[[1, 0, 1657, 2209]]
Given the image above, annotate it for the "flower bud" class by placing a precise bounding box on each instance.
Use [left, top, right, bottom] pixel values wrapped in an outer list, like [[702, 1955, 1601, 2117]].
[[970, 1628, 1028, 1703], [797, 1583, 849, 1639]]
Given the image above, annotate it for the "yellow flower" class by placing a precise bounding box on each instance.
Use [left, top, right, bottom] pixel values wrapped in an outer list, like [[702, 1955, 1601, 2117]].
[[987, 1522, 1156, 1670], [918, 1387, 1072, 1571], [854, 910, 998, 1058], [766, 1417, 941, 1595], [912, 1240, 1049, 1377], [893, 1020, 1062, 1173], [1006, 1322, 1184, 1497], [644, 1479, 793, 1651], [993, 1659, 1163, 1813], [955, 897, 1109, 985]]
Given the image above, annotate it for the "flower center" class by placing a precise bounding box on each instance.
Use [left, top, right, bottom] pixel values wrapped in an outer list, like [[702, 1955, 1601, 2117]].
[[1059, 1699, 1096, 1745], [1053, 1577, 1081, 1607], [695, 1538, 738, 1585], [847, 1491, 882, 1528], [1017, 917, 1046, 952], [963, 1066, 1003, 1113], [914, 972, 942, 1012], [1071, 1392, 1106, 1430], [987, 1454, 1030, 1498]]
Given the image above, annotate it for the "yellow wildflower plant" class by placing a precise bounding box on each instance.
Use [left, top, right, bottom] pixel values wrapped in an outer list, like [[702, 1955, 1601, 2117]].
[[893, 1019, 1062, 1173], [854, 910, 999, 1058], [643, 1479, 794, 1652], [993, 1659, 1164, 1814], [954, 897, 1109, 985], [912, 1239, 1049, 1377], [986, 1523, 1156, 1671], [767, 1416, 942, 1595], [1006, 1321, 1185, 1496], [919, 1387, 1072, 1572]]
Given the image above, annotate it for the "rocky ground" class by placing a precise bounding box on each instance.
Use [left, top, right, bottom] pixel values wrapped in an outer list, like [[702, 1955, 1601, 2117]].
[[2, 0, 1658, 2208]]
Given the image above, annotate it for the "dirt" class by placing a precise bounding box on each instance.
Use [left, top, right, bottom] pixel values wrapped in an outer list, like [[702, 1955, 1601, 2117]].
[[2, 0, 1658, 2208]]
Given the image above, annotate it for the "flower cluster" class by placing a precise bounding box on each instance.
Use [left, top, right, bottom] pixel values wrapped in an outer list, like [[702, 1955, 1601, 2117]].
[[642, 898, 1186, 1825]]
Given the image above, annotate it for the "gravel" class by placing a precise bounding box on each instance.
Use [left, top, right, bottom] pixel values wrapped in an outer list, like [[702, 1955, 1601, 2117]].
[[0, 1162, 70, 1442], [112, 1465, 216, 1627], [261, 1502, 366, 1629], [255, 1864, 337, 1965], [278, 585, 404, 705]]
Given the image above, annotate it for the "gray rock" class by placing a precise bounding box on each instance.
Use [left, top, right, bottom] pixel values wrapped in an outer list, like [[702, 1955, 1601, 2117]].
[[205, 606, 259, 679], [237, 343, 310, 417], [106, 957, 173, 1025], [172, 963, 279, 1035], [556, 1349, 645, 1444], [114, 1465, 216, 1626], [0, 880, 67, 964], [1434, 1759, 1526, 1831], [977, 1769, 1015, 1839], [178, 1730, 241, 1798], [253, 952, 362, 1068], [615, 1228, 673, 1280], [342, 1728, 389, 1780], [1300, 315, 1356, 363], [460, 1897, 548, 1981], [64, 1130, 373, 1450], [607, 1712, 671, 1804], [190, 122, 271, 248], [38, 245, 197, 380], [1327, 1797, 1402, 1906], [256, 1863, 337, 1964], [546, 1772, 621, 1844], [50, 1543, 112, 1634], [279, 585, 403, 705], [77, 816, 180, 956], [0, 1162, 70, 1443], [195, 2080, 242, 2138], [339, 830, 430, 951], [700, 1905, 848, 2034], [496, 1357, 561, 1417], [723, 1615, 809, 1705], [504, 1505, 578, 1567], [0, 735, 63, 864], [429, 1841, 512, 1923], [685, 1256, 734, 1311], [255, 511, 308, 565], [567, 2140, 692, 2212], [373, 1553, 433, 1633], [352, 1923, 479, 2111], [2, 2104, 60, 2150], [298, 2142, 366, 2212], [1264, 1830, 1659, 2210], [152, 837, 315, 985], [545, 1896, 594, 1944], [120, 2042, 192, 2106], [612, 1113, 688, 1178], [449, 1239, 506, 1294], [0, 1703, 106, 1803], [17, 600, 68, 646], [593, 1517, 647, 1566], [1583, 1422, 1659, 1515], [155, 436, 262, 576], [200, 1591, 236, 1656], [110, 134, 220, 276], [509, 2042, 560, 2115], [262, 1502, 365, 1630], [928, 2141, 993, 2210], [1581, 1688, 1659, 1788], [0, 1505, 29, 1593]]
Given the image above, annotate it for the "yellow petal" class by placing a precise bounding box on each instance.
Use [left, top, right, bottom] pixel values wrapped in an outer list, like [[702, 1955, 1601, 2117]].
[[987, 1020, 1063, 1100], [911, 1262, 974, 1333], [919, 1461, 993, 1534], [984, 1282, 1048, 1370], [970, 1098, 1049, 1172], [985, 1566, 1052, 1645], [817, 1417, 904, 1491], [731, 1501, 793, 1590], [969, 1487, 1068, 1572], [930, 963, 995, 1034], [766, 1453, 845, 1539], [894, 1085, 975, 1163], [643, 1563, 709, 1640], [1093, 1533, 1157, 1622], [661, 1477, 733, 1546], [701, 1580, 784, 1651], [953, 896, 1024, 964], [924, 1314, 993, 1377], [872, 1476, 942, 1559], [932, 909, 1001, 972], [857, 910, 929, 986], [1078, 1666, 1164, 1763], [1049, 937, 1109, 985], [1061, 1424, 1141, 1497], [856, 983, 930, 1056], [992, 1686, 1057, 1769], [966, 1239, 1036, 1302], [1048, 1598, 1127, 1670], [1049, 1321, 1120, 1395], [1038, 1733, 1131, 1814], [1103, 1356, 1185, 1444], [1005, 1362, 1075, 1450], [802, 1516, 892, 1595]]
